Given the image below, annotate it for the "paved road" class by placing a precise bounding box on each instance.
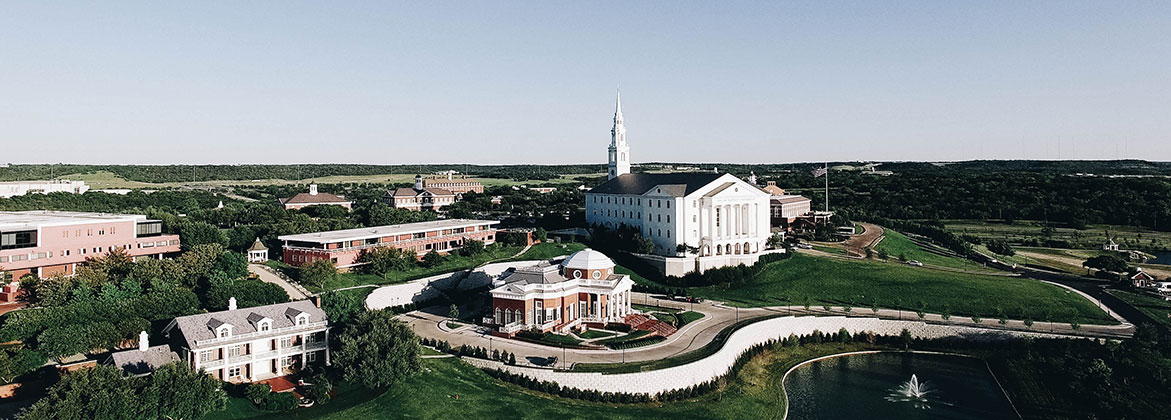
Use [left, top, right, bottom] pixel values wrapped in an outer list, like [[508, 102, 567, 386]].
[[248, 263, 311, 299], [843, 222, 884, 257], [403, 291, 1133, 369]]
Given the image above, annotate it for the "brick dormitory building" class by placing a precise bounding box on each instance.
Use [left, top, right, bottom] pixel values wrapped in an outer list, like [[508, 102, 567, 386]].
[[0, 210, 180, 282], [277, 219, 499, 270]]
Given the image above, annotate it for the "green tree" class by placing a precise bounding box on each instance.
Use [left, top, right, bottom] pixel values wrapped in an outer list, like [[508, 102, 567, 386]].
[[458, 239, 485, 257], [1083, 254, 1131, 274], [178, 221, 228, 251], [19, 365, 139, 420], [138, 362, 227, 420], [322, 290, 365, 326], [335, 309, 421, 389], [300, 259, 338, 288], [448, 304, 460, 321], [766, 233, 785, 250], [421, 251, 444, 268]]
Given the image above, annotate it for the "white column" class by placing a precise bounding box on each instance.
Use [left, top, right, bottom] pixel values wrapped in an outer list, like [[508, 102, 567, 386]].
[[324, 329, 331, 366]]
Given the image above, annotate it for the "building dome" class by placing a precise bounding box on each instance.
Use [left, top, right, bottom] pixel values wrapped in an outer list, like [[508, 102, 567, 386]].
[[561, 248, 615, 271]]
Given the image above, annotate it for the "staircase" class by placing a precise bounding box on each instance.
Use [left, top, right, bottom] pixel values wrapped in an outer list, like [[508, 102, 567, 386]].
[[624, 314, 678, 337]]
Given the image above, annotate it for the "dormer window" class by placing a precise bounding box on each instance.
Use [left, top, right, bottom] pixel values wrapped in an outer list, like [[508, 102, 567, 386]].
[[217, 325, 231, 338], [296, 314, 309, 326], [258, 321, 271, 332]]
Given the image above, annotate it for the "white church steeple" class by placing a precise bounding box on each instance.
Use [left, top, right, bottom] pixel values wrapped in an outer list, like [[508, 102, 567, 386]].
[[608, 88, 630, 180]]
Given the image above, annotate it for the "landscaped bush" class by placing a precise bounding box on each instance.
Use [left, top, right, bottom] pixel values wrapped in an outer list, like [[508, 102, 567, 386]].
[[262, 391, 299, 412]]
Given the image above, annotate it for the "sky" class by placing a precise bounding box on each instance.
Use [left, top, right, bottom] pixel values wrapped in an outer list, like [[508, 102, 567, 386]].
[[2, 1, 1169, 165]]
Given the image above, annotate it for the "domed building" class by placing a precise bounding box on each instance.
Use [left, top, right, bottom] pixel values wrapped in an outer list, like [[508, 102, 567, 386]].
[[488, 249, 635, 336]]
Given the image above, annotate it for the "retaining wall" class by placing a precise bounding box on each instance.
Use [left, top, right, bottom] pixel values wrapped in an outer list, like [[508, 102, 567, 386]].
[[365, 259, 547, 310]]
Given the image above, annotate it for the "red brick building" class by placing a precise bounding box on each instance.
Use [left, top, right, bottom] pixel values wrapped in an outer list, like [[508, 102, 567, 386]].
[[279, 184, 352, 211], [277, 219, 499, 270]]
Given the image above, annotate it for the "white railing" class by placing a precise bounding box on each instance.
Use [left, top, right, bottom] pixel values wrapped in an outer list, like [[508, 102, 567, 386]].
[[194, 321, 327, 347], [499, 322, 524, 334]]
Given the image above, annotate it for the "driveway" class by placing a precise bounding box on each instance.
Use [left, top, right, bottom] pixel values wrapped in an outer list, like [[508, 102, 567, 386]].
[[248, 264, 311, 300]]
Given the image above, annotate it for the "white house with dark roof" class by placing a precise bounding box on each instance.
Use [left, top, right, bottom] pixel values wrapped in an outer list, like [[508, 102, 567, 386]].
[[162, 298, 329, 383], [585, 91, 773, 275], [106, 331, 180, 377]]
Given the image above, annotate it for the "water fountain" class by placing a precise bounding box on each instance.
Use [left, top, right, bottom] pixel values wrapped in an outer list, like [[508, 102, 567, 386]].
[[885, 374, 937, 409]]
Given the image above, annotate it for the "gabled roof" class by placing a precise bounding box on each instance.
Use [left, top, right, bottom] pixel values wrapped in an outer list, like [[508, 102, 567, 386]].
[[702, 182, 736, 198], [280, 192, 350, 205], [501, 264, 567, 285], [169, 300, 327, 350], [588, 173, 725, 196], [772, 195, 811, 204]]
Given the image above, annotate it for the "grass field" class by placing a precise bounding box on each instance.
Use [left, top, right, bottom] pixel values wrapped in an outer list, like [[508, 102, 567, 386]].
[[203, 342, 887, 420], [1107, 290, 1171, 330], [62, 170, 595, 189], [944, 219, 1171, 252], [873, 230, 991, 271], [575, 329, 616, 339], [688, 253, 1114, 325], [509, 242, 586, 262]]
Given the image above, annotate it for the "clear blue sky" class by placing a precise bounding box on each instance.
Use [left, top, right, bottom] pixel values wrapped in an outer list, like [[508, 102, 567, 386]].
[[2, 1, 1168, 165]]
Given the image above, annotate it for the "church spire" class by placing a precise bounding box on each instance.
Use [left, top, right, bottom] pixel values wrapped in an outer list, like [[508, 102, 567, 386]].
[[608, 87, 630, 180]]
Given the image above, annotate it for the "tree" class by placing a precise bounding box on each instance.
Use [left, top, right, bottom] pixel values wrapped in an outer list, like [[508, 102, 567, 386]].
[[213, 251, 249, 280], [448, 304, 460, 321], [986, 239, 1015, 256], [458, 239, 485, 257], [421, 251, 444, 268], [357, 247, 413, 275], [335, 309, 421, 389], [877, 249, 889, 260], [534, 228, 548, 242], [300, 259, 338, 288], [138, 362, 227, 420], [178, 221, 228, 251], [1083, 254, 1131, 275], [766, 233, 785, 250], [301, 373, 332, 404], [322, 290, 365, 326], [245, 383, 271, 404], [19, 365, 138, 420]]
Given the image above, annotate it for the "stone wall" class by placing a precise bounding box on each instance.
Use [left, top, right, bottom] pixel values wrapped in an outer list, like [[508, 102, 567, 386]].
[[464, 315, 1060, 395]]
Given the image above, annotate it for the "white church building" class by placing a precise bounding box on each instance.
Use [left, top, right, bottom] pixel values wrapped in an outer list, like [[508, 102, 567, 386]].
[[585, 90, 775, 276]]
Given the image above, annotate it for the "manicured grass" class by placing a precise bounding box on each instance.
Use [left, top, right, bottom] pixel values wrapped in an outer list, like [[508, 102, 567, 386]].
[[572, 315, 784, 373], [678, 311, 705, 326], [1108, 289, 1171, 330], [205, 381, 379, 420], [516, 331, 583, 347], [446, 322, 464, 330], [615, 264, 653, 286], [874, 230, 990, 271], [607, 335, 666, 350], [312, 245, 523, 292], [509, 242, 586, 261], [944, 219, 1171, 252], [575, 329, 615, 340], [689, 253, 1114, 325], [594, 330, 650, 347], [810, 244, 846, 256]]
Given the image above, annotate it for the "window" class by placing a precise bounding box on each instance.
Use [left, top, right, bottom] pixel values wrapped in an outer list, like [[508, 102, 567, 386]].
[[667, 215, 670, 223], [227, 367, 242, 378], [591, 270, 602, 280], [666, 201, 670, 208], [667, 231, 671, 238], [307, 352, 317, 363], [217, 326, 231, 338], [281, 337, 294, 348], [200, 350, 214, 362], [258, 321, 271, 332], [227, 345, 243, 358]]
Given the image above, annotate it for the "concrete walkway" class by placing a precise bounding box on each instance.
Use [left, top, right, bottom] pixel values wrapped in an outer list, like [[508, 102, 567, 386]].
[[248, 263, 311, 299]]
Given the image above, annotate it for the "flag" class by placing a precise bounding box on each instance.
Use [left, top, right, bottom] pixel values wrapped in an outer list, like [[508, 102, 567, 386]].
[[811, 166, 827, 178]]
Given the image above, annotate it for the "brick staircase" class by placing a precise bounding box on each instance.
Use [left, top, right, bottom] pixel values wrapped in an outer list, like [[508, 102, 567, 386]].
[[624, 314, 678, 337]]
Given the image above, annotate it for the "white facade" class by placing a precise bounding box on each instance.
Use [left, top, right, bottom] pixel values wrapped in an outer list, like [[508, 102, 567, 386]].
[[607, 90, 630, 180], [0, 180, 89, 198], [586, 174, 771, 257]]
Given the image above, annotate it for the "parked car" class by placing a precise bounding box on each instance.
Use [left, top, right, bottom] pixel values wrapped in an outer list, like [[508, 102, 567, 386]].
[[796, 243, 814, 249], [906, 260, 923, 267]]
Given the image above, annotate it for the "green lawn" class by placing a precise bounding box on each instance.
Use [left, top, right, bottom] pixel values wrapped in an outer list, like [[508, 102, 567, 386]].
[[874, 230, 990, 271], [575, 329, 616, 339], [594, 330, 650, 346], [944, 219, 1171, 252], [509, 242, 586, 261], [615, 264, 653, 286], [810, 245, 846, 256], [516, 332, 583, 347], [689, 253, 1114, 325], [678, 311, 705, 326], [1107, 290, 1171, 330], [310, 245, 523, 292]]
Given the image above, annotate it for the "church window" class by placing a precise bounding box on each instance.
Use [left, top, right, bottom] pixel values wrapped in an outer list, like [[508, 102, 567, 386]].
[[667, 215, 670, 223], [657, 215, 661, 222], [693, 215, 697, 222], [657, 229, 662, 237], [667, 231, 670, 238], [666, 201, 670, 208], [638, 212, 641, 219]]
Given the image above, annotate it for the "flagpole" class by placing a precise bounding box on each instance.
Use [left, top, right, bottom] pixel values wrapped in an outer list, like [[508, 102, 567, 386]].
[[824, 162, 829, 212]]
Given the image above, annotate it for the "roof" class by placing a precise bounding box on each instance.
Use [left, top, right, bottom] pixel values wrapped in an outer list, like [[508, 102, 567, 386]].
[[280, 192, 350, 205], [387, 187, 455, 197], [278, 219, 499, 244], [702, 182, 736, 198], [170, 300, 327, 350], [110, 345, 179, 376], [560, 249, 615, 270], [501, 264, 567, 285], [772, 195, 811, 204], [588, 173, 726, 196], [248, 238, 268, 251], [0, 210, 150, 230]]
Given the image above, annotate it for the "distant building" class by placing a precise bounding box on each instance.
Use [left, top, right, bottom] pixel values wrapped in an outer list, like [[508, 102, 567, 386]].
[[163, 298, 329, 383], [770, 195, 812, 229], [488, 249, 634, 336], [383, 175, 459, 211], [277, 219, 499, 270], [761, 181, 786, 196], [0, 180, 88, 198], [247, 238, 268, 263], [1103, 239, 1120, 251], [0, 211, 180, 283], [422, 173, 484, 195], [584, 90, 772, 275], [107, 331, 179, 377], [528, 187, 558, 194], [279, 184, 352, 211]]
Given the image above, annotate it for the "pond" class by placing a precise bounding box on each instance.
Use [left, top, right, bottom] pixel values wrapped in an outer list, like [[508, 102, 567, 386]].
[[784, 352, 1018, 420], [1145, 250, 1171, 266]]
